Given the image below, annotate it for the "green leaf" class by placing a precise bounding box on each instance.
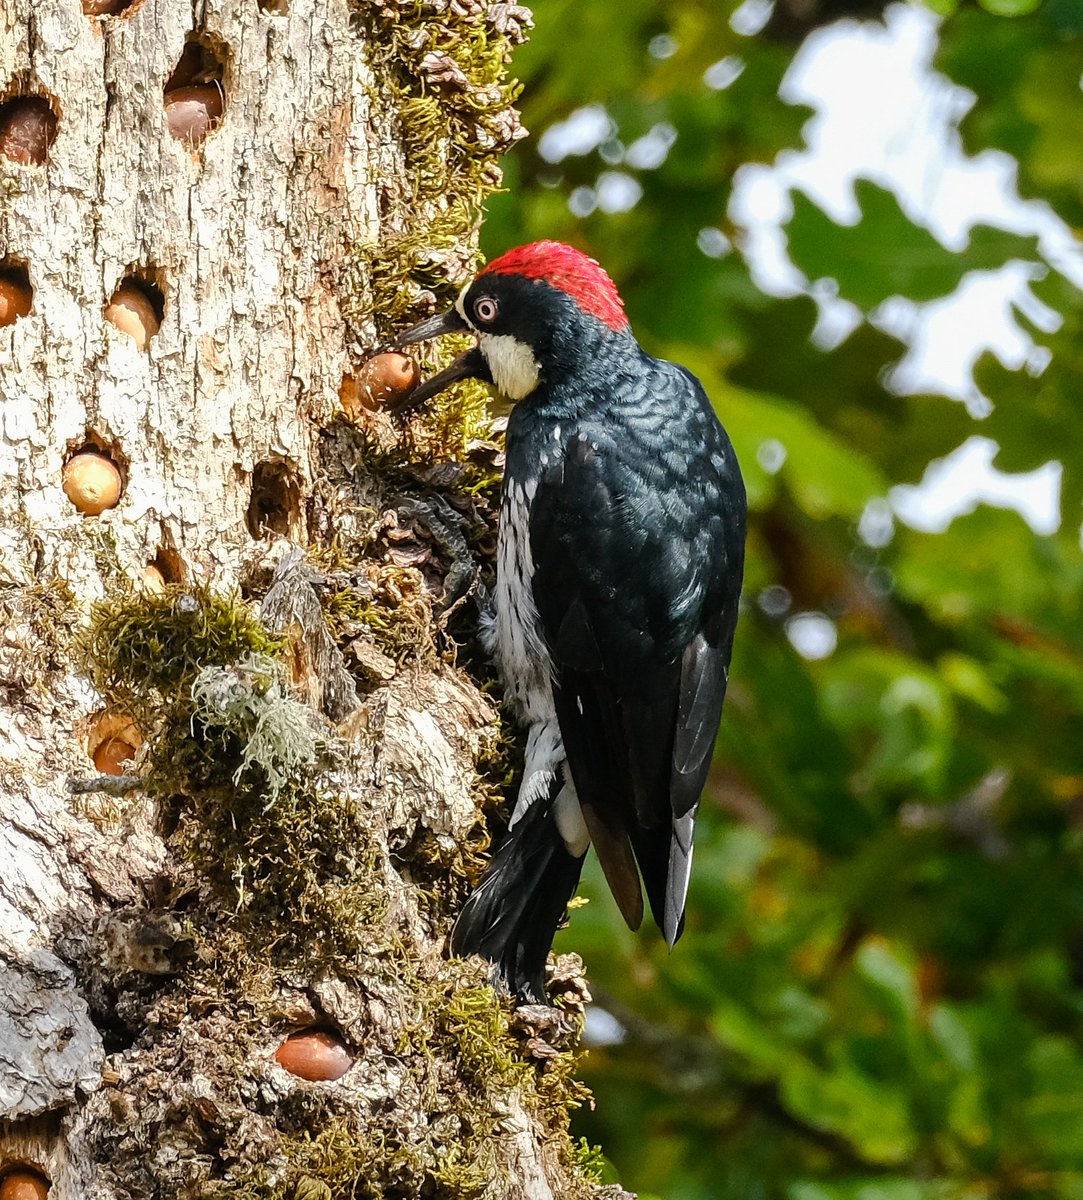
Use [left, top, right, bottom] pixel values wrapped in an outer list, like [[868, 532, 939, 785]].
[[855, 940, 919, 1021], [716, 380, 890, 519], [980, 0, 1044, 18], [1023, 1038, 1083, 1164], [785, 180, 1043, 310]]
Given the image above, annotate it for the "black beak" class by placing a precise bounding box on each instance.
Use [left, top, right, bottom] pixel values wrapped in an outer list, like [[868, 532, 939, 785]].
[[396, 306, 469, 346], [391, 307, 490, 414]]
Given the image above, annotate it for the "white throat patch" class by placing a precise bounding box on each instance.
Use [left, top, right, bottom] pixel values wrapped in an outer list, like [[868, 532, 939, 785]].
[[456, 284, 540, 401], [477, 333, 540, 400]]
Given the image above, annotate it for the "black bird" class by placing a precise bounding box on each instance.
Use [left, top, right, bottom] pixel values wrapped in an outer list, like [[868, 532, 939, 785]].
[[397, 241, 746, 1000]]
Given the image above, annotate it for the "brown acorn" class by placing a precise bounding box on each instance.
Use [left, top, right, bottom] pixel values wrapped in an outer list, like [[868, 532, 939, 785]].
[[87, 713, 142, 775], [62, 452, 123, 515], [0, 97, 57, 167], [104, 283, 160, 350], [164, 84, 224, 148], [274, 1030, 353, 1081], [342, 353, 420, 419], [93, 737, 137, 775], [0, 274, 32, 326], [0, 1169, 49, 1200], [140, 564, 166, 593]]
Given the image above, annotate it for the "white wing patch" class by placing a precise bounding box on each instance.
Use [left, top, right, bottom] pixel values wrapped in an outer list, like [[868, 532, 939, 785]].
[[510, 718, 562, 826]]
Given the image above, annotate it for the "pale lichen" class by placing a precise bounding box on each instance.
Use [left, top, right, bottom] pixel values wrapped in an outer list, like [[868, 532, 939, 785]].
[[190, 653, 319, 804]]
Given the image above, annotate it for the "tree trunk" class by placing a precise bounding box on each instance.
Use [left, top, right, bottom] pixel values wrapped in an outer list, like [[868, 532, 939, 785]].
[[0, 0, 628, 1196]]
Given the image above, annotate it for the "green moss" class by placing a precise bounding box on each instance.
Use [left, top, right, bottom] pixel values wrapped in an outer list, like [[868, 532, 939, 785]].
[[422, 981, 525, 1084], [413, 969, 598, 1196], [347, 1, 522, 331], [427, 1142, 494, 1200], [75, 586, 291, 804], [224, 1110, 485, 1200], [77, 586, 283, 722], [571, 1140, 608, 1185], [322, 568, 435, 664], [355, 216, 481, 339], [76, 588, 391, 982], [181, 778, 391, 977], [340, 0, 524, 479]]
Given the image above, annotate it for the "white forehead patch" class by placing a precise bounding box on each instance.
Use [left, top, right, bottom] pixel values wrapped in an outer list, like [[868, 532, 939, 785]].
[[455, 282, 471, 324], [478, 333, 540, 400]]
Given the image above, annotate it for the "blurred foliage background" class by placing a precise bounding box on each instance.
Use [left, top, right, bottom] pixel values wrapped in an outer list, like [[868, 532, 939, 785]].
[[480, 1, 1083, 1197]]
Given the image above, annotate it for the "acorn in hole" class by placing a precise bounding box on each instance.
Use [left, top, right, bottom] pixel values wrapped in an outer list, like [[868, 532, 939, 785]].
[[88, 713, 142, 776], [62, 451, 122, 515], [0, 97, 58, 167], [104, 281, 160, 350], [141, 563, 166, 593], [0, 268, 32, 327], [83, 0, 135, 15], [0, 1168, 49, 1200], [164, 84, 223, 148], [93, 736, 137, 775], [274, 1030, 353, 1081]]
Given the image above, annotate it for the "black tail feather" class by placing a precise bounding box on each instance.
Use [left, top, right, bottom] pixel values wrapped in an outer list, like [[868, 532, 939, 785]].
[[629, 820, 674, 938], [451, 791, 585, 1003]]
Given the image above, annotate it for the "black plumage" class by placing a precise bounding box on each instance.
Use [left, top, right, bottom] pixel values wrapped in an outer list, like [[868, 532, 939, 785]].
[[513, 351, 745, 945], [397, 243, 746, 999], [449, 772, 586, 1004]]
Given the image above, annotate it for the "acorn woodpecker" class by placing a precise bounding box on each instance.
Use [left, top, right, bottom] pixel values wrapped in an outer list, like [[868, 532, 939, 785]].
[[397, 242, 746, 1001]]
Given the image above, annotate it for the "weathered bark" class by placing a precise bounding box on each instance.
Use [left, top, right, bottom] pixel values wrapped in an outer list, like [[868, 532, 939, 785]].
[[0, 0, 630, 1196]]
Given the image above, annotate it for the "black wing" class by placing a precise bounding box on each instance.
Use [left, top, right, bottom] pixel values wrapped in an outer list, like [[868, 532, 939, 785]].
[[528, 364, 745, 944]]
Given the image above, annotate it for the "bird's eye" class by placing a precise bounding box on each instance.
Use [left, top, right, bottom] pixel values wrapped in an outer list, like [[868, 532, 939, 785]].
[[473, 296, 499, 325]]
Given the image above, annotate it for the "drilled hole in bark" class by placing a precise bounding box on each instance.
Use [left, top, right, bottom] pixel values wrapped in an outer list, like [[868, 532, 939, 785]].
[[85, 982, 147, 1054], [82, 0, 138, 18], [140, 547, 185, 592], [0, 93, 58, 167], [85, 711, 142, 776], [153, 547, 185, 582], [104, 274, 164, 350], [247, 461, 302, 539], [0, 1164, 50, 1199], [0, 259, 32, 327], [258, 0, 289, 13], [164, 36, 227, 149]]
